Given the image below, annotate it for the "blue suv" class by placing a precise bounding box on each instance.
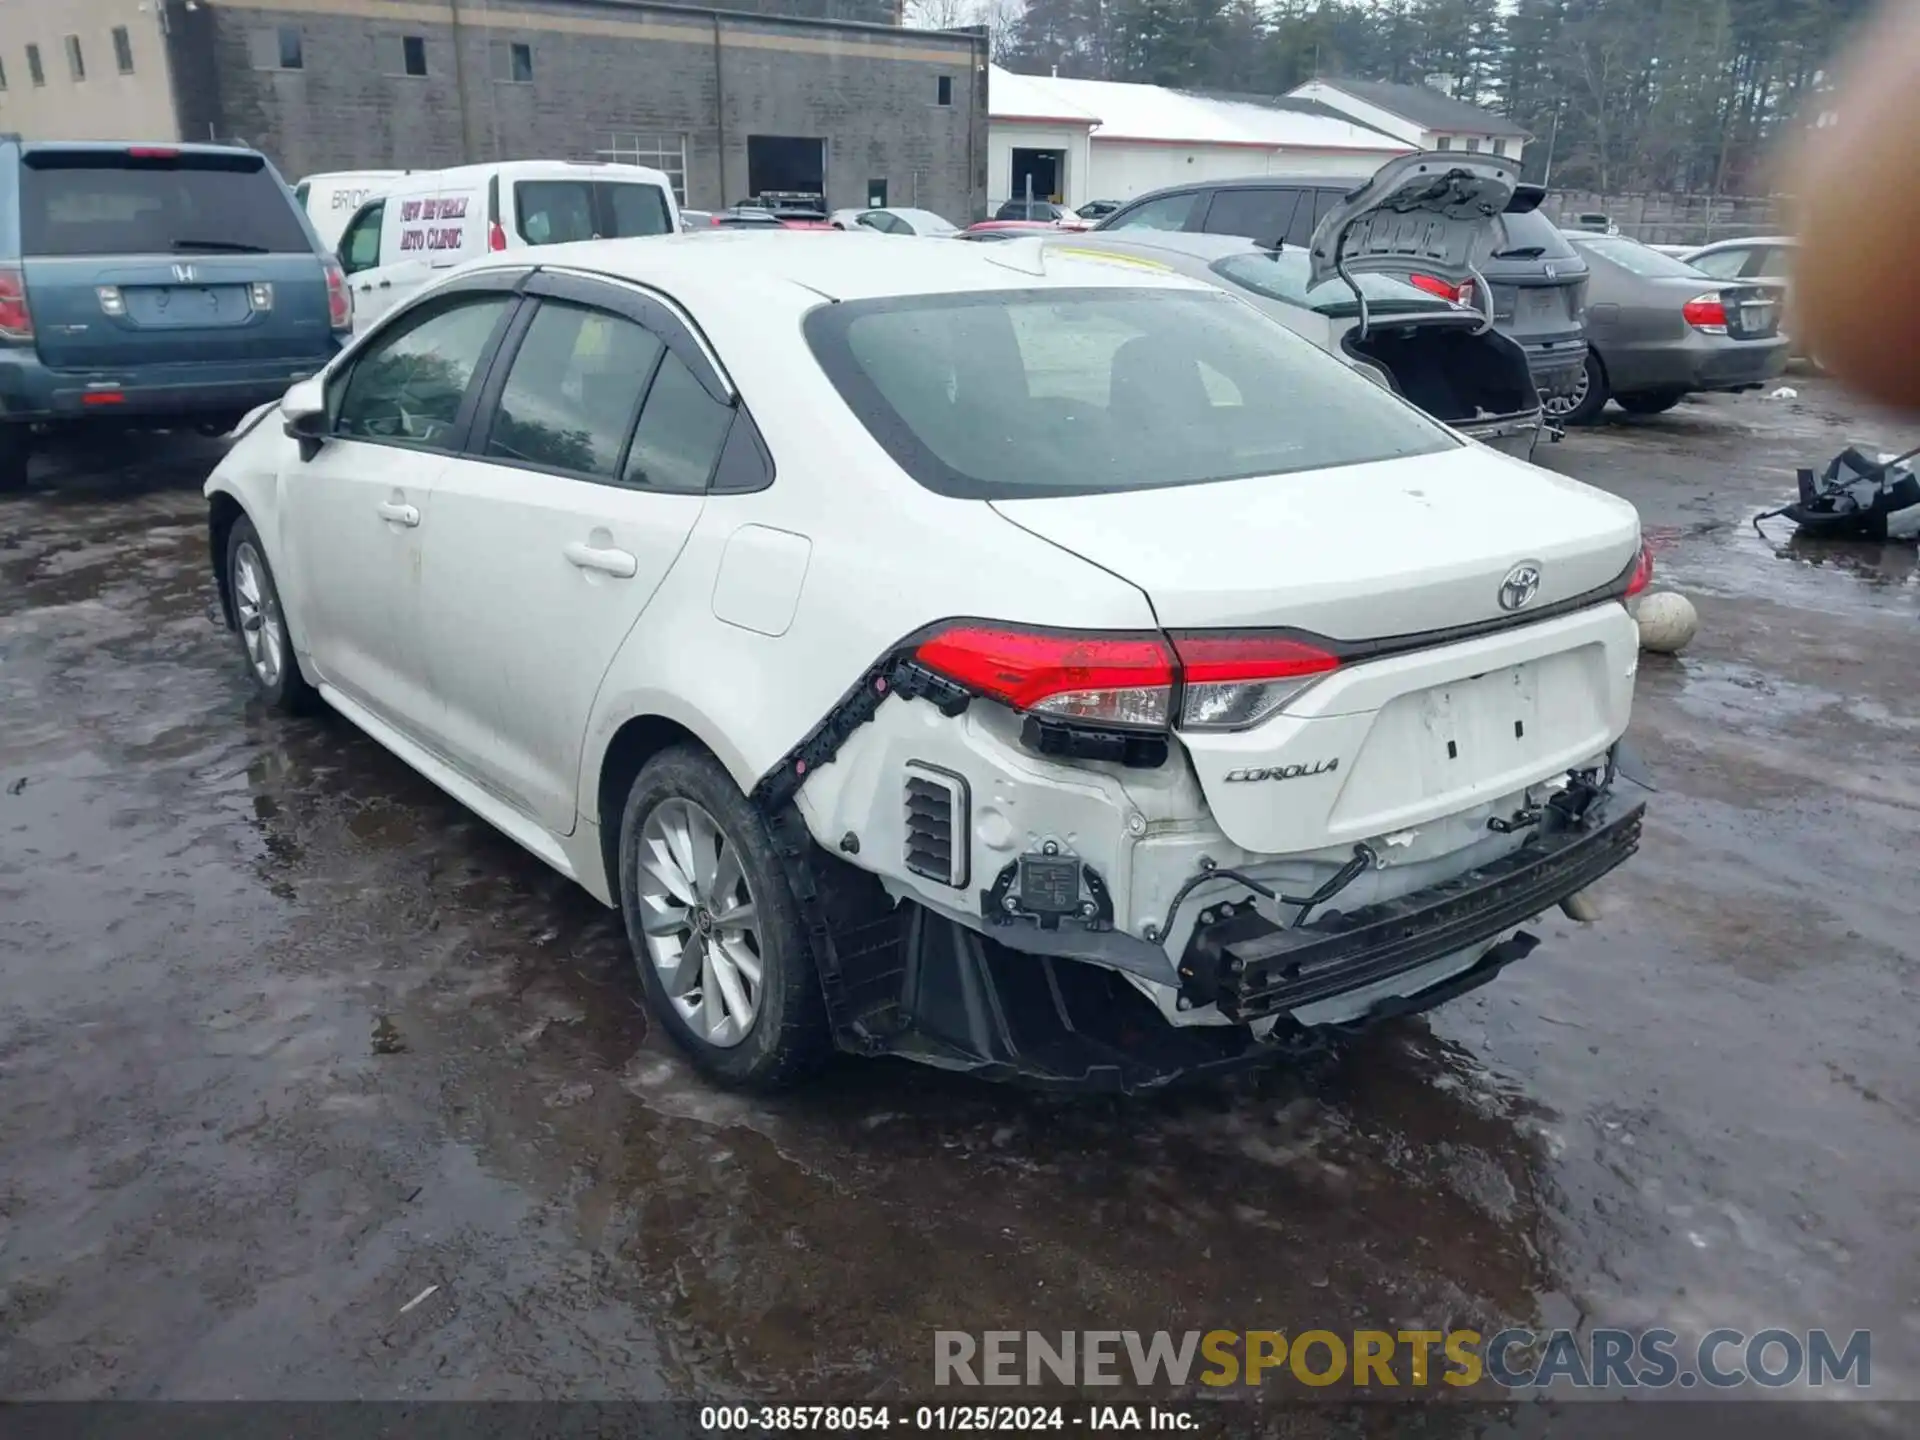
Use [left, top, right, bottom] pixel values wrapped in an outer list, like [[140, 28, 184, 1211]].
[[0, 140, 350, 489]]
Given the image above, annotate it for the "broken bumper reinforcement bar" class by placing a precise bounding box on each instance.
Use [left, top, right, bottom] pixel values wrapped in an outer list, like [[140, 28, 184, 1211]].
[[1180, 798, 1646, 1022]]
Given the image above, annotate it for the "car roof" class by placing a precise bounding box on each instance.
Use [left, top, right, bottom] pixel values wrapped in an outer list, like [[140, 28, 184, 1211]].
[[1060, 230, 1266, 264], [1113, 174, 1371, 210], [388, 160, 674, 189], [456, 230, 1214, 306], [16, 139, 268, 159], [1688, 235, 1795, 252]]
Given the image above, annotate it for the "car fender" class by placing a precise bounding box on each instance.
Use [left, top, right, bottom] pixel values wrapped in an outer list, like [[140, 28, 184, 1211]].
[[203, 421, 315, 661]]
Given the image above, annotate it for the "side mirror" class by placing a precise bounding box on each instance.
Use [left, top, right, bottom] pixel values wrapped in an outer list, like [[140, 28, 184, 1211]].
[[281, 376, 328, 460]]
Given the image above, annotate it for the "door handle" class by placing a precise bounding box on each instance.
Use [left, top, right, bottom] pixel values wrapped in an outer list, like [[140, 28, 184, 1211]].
[[564, 541, 638, 578], [377, 280, 392, 289], [356, 283, 371, 292], [377, 501, 420, 527]]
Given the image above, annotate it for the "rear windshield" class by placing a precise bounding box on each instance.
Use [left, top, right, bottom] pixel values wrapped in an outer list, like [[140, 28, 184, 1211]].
[[20, 150, 312, 257], [805, 287, 1452, 500], [1212, 250, 1450, 313], [515, 179, 672, 245], [1569, 236, 1706, 278], [1481, 208, 1580, 263]]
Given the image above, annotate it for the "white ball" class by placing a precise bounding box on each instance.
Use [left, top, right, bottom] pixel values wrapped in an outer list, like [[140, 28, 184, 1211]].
[[1636, 590, 1699, 653]]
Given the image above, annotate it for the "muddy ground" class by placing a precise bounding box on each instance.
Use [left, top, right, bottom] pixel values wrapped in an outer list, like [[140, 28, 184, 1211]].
[[1, 382, 1915, 1427]]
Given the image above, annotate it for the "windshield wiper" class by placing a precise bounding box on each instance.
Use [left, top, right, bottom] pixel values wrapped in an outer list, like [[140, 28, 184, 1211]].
[[1491, 245, 1547, 259], [171, 238, 269, 253]]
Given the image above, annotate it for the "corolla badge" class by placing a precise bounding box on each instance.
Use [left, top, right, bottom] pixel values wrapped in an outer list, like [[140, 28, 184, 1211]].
[[1499, 561, 1543, 612]]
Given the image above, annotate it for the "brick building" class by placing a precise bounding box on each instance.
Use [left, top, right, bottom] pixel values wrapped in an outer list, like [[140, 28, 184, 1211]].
[[0, 0, 989, 220]]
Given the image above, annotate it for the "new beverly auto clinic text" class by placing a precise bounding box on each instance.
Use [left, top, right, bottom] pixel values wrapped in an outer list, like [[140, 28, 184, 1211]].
[[934, 1329, 1872, 1391]]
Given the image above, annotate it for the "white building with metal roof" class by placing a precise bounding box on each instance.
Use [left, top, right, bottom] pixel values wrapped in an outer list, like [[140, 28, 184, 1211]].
[[988, 67, 1414, 214]]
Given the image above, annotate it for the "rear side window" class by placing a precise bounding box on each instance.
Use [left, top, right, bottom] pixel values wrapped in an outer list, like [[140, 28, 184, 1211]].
[[19, 150, 312, 257], [1687, 247, 1749, 280], [485, 301, 664, 478], [334, 295, 512, 447], [806, 287, 1451, 500], [1103, 192, 1199, 232], [602, 182, 673, 238], [1200, 188, 1301, 246], [624, 351, 734, 492], [515, 179, 672, 245]]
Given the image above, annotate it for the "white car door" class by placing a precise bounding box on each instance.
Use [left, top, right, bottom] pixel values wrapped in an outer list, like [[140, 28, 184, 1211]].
[[416, 271, 747, 832], [282, 277, 522, 742]]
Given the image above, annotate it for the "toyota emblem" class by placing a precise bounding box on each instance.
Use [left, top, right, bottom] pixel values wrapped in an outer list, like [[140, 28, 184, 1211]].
[[1498, 561, 1543, 612]]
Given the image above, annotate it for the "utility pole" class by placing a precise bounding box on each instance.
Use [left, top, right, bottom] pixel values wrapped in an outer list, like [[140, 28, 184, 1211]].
[[1541, 105, 1561, 187]]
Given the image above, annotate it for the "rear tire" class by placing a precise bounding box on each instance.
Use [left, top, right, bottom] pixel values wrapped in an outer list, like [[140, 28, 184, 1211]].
[[1551, 352, 1610, 427], [1615, 390, 1687, 416], [224, 516, 315, 713], [0, 426, 32, 492], [618, 745, 831, 1090]]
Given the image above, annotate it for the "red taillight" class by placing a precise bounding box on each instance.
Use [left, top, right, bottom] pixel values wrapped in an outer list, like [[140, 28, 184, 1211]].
[[82, 391, 126, 406], [322, 260, 352, 332], [488, 220, 508, 252], [126, 145, 179, 159], [915, 625, 1175, 729], [1682, 294, 1728, 333], [1625, 541, 1654, 598], [0, 265, 33, 341], [1409, 272, 1474, 305], [913, 624, 1343, 734]]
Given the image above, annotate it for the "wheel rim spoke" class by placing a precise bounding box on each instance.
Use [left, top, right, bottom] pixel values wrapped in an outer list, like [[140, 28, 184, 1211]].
[[633, 796, 763, 1050]]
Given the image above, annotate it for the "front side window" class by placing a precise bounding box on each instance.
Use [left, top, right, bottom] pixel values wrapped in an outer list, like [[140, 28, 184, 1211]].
[[1104, 192, 1198, 233], [334, 295, 511, 447], [484, 302, 663, 478], [806, 288, 1452, 500], [338, 201, 384, 273], [624, 351, 735, 492]]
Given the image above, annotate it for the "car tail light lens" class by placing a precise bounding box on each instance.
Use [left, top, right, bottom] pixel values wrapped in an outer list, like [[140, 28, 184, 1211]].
[[1682, 293, 1728, 334], [912, 624, 1344, 735], [1172, 632, 1343, 730], [0, 266, 34, 341], [488, 220, 508, 252], [1625, 541, 1654, 597], [1410, 272, 1474, 305], [127, 145, 180, 159], [322, 260, 352, 332], [914, 625, 1175, 730]]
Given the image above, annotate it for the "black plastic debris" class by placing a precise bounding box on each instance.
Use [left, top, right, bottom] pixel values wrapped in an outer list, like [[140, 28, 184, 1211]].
[[1755, 443, 1920, 541]]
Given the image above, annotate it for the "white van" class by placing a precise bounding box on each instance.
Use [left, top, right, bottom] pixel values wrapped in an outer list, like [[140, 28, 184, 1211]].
[[293, 170, 408, 250], [333, 160, 681, 333]]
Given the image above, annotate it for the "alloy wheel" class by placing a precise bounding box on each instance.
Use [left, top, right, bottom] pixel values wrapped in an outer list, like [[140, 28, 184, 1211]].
[[1543, 367, 1590, 421], [634, 797, 764, 1048], [232, 541, 284, 688]]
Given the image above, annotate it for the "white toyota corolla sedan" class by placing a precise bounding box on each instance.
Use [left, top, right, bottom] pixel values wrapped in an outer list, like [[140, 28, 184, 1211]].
[[206, 210, 1652, 1092]]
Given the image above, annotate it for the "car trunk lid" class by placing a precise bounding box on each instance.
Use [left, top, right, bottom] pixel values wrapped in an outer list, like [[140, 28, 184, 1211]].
[[991, 449, 1641, 854], [1307, 151, 1520, 294], [19, 147, 331, 370]]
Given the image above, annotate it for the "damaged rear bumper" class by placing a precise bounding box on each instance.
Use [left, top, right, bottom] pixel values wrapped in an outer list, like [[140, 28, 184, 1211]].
[[1178, 795, 1643, 1021], [798, 793, 1644, 1093]]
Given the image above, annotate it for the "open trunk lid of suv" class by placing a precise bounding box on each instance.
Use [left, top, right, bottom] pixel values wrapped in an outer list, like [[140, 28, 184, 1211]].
[[19, 147, 333, 371], [990, 449, 1641, 853]]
